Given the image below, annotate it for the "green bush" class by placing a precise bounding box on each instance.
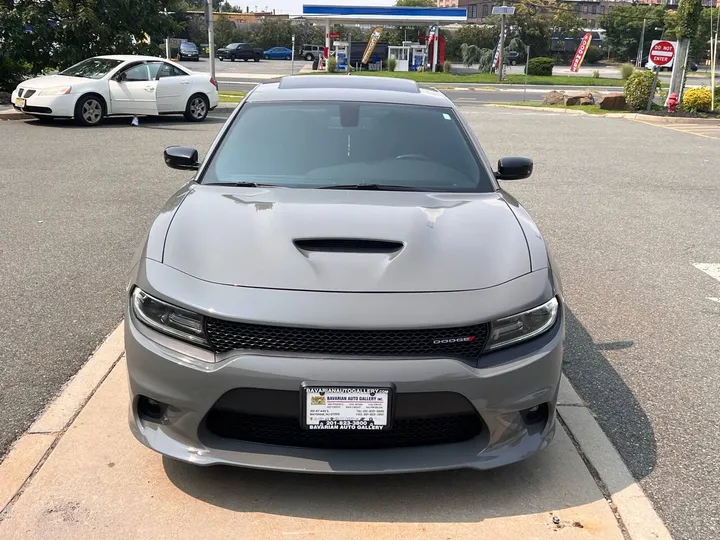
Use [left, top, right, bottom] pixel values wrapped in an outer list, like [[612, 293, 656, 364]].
[[620, 63, 635, 80], [443, 60, 452, 73], [327, 56, 337, 73], [682, 87, 712, 112], [388, 57, 397, 72], [584, 45, 604, 64], [624, 70, 660, 110], [527, 57, 553, 76]]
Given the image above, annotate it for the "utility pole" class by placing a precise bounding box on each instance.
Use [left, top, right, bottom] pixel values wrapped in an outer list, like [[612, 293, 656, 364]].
[[207, 0, 216, 81], [498, 0, 506, 82], [636, 18, 646, 67], [291, 34, 295, 75], [712, 6, 719, 110]]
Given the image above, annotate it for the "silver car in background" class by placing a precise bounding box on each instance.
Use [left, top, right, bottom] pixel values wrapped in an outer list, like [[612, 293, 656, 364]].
[[125, 76, 564, 473]]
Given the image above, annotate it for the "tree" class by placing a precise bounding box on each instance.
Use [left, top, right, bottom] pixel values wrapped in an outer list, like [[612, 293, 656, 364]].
[[253, 17, 294, 49], [395, 0, 435, 6], [510, 0, 583, 58], [219, 1, 233, 12], [667, 0, 702, 100], [213, 14, 238, 46], [1, 0, 183, 90], [599, 5, 665, 61], [665, 6, 715, 62], [446, 24, 499, 61]]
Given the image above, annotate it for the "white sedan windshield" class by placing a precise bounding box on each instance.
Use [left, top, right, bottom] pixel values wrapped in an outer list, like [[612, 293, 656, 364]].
[[60, 58, 123, 79]]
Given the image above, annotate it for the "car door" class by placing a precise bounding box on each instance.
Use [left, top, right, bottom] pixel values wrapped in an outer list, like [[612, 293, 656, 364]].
[[107, 62, 158, 115], [151, 62, 190, 113]]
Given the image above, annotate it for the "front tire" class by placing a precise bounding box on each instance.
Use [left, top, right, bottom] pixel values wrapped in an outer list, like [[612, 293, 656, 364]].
[[285, 55, 291, 60], [254, 55, 260, 62], [184, 94, 209, 122], [74, 95, 104, 126], [264, 54, 270, 59], [305, 53, 314, 61]]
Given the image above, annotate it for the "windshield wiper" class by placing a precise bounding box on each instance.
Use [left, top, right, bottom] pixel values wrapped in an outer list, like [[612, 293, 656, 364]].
[[203, 182, 279, 188], [317, 183, 427, 191]]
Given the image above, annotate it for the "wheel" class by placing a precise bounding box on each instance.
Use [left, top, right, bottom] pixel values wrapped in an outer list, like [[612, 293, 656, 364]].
[[254, 55, 260, 62], [184, 94, 209, 122], [511, 60, 517, 65], [243, 57, 249, 62], [74, 95, 104, 126], [305, 53, 314, 61], [230, 56, 235, 62], [264, 54, 270, 59], [285, 55, 291, 60], [32, 115, 54, 124]]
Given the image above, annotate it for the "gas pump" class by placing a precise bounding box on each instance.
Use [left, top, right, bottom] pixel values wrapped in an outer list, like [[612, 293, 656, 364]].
[[334, 41, 349, 71], [411, 44, 427, 72]]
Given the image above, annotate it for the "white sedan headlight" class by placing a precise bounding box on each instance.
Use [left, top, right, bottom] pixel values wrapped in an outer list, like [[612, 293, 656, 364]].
[[39, 86, 72, 96], [486, 297, 559, 351]]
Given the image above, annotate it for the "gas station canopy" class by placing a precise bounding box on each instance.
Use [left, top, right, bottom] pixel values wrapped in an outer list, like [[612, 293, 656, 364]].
[[299, 4, 467, 25]]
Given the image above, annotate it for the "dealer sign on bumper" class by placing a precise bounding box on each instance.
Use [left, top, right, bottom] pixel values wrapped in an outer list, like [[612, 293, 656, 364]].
[[303, 386, 391, 430]]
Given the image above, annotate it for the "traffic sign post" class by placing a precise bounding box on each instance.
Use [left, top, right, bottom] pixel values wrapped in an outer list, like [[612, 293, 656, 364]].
[[649, 40, 675, 68]]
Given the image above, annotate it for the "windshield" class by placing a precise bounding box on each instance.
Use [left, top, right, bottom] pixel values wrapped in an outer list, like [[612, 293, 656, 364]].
[[226, 43, 239, 48], [202, 102, 493, 192], [181, 43, 197, 50], [60, 58, 123, 79]]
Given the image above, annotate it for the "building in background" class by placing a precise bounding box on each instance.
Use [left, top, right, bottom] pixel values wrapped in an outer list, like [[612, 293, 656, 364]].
[[435, 0, 458, 6]]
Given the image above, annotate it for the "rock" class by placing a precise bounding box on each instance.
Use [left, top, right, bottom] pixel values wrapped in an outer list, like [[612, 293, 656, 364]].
[[564, 92, 593, 106], [542, 90, 565, 106], [598, 92, 627, 110]]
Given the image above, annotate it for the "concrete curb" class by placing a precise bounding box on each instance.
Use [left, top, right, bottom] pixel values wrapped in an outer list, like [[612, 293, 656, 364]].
[[0, 108, 30, 121], [0, 322, 124, 514], [557, 378, 673, 540], [483, 103, 720, 124], [0, 321, 672, 540]]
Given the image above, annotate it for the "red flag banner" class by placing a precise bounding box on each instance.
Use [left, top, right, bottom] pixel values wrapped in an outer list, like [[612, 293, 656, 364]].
[[570, 33, 593, 73]]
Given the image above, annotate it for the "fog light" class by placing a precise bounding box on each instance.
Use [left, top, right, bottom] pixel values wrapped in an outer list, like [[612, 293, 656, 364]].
[[138, 395, 168, 421], [520, 403, 549, 425]]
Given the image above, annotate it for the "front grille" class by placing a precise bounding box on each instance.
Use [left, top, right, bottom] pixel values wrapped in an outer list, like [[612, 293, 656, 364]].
[[204, 389, 483, 450], [205, 318, 491, 361]]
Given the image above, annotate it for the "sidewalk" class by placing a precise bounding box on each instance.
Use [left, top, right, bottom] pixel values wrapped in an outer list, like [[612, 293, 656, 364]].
[[0, 325, 672, 540]]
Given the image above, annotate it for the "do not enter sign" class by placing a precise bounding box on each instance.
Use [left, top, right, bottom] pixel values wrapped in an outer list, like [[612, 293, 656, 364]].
[[649, 40, 676, 67]]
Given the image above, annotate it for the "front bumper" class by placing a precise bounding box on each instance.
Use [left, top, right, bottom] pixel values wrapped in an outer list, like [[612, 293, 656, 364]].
[[11, 88, 76, 117], [125, 302, 564, 474]]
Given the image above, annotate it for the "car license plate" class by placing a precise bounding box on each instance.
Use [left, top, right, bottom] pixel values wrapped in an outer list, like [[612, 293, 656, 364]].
[[302, 384, 393, 431], [15, 98, 25, 108]]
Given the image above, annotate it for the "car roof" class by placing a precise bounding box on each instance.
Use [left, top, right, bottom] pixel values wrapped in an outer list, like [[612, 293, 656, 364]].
[[95, 54, 167, 62], [247, 75, 452, 107]]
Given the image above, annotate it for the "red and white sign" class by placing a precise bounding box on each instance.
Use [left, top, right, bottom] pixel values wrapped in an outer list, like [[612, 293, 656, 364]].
[[328, 32, 340, 39], [649, 40, 676, 68], [570, 33, 593, 73]]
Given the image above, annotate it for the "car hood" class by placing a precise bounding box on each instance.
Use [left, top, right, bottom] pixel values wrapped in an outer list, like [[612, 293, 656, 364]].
[[19, 74, 91, 89], [162, 186, 532, 293]]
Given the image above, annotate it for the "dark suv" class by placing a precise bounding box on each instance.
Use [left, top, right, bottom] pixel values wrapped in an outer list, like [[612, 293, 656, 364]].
[[178, 42, 200, 61], [217, 43, 263, 62]]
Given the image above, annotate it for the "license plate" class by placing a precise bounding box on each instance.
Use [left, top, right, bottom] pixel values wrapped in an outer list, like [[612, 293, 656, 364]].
[[302, 384, 393, 431], [15, 98, 25, 108]]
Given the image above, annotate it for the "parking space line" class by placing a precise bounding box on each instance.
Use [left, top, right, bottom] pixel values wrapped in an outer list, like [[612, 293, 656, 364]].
[[693, 263, 720, 302], [634, 119, 720, 140]]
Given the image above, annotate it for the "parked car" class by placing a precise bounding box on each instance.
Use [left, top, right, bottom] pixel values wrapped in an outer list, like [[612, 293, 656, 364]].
[[264, 46, 293, 60], [125, 75, 564, 474], [217, 43, 263, 62], [504, 51, 524, 66], [641, 56, 698, 72], [300, 44, 325, 61], [178, 42, 200, 61], [11, 55, 219, 125]]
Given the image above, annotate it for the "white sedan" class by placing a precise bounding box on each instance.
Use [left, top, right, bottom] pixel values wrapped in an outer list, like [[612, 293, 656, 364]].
[[11, 55, 220, 126]]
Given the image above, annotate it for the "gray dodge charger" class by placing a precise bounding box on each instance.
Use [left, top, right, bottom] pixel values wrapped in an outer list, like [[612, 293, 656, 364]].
[[125, 75, 564, 473]]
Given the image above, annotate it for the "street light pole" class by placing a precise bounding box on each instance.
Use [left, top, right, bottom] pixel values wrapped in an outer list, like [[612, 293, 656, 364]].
[[636, 18, 646, 68], [498, 1, 506, 82], [207, 0, 215, 81], [291, 34, 295, 75]]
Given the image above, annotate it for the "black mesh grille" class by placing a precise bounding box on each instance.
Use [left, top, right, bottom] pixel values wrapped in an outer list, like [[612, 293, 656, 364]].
[[205, 318, 490, 360], [205, 410, 483, 450]]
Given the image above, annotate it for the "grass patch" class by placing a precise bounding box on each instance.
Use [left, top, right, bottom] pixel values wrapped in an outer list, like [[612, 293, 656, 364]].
[[218, 90, 247, 103], [312, 71, 622, 86], [496, 102, 622, 115]]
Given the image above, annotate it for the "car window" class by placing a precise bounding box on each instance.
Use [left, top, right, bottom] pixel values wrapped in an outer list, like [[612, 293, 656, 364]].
[[60, 58, 123, 79], [152, 63, 186, 79], [227, 43, 239, 49], [203, 102, 492, 192], [123, 63, 150, 82]]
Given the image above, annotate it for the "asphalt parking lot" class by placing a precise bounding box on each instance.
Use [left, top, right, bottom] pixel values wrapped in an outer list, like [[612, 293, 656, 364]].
[[0, 107, 718, 540]]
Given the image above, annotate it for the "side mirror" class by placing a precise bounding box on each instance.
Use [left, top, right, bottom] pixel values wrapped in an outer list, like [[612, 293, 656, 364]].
[[115, 71, 126, 83], [164, 146, 199, 170], [495, 157, 533, 180]]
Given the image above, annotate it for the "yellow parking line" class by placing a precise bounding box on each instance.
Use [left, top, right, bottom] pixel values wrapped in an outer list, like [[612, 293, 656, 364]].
[[633, 119, 720, 140]]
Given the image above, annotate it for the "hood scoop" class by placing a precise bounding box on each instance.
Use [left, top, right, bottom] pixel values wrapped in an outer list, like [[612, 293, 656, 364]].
[[293, 238, 404, 254]]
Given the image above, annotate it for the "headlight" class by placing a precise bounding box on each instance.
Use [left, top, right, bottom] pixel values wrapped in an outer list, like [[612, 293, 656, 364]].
[[486, 297, 559, 351], [39, 86, 72, 95], [131, 288, 209, 347]]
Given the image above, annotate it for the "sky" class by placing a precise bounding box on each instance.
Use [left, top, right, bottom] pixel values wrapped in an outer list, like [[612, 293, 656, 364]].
[[251, 0, 396, 15]]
